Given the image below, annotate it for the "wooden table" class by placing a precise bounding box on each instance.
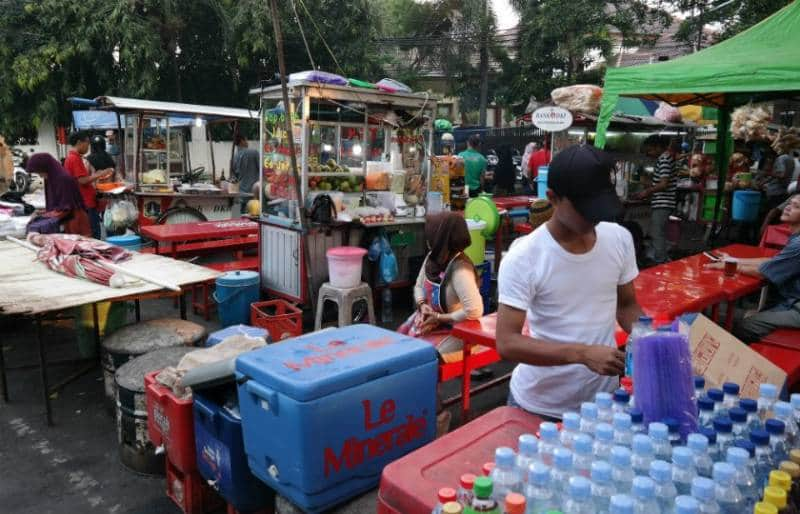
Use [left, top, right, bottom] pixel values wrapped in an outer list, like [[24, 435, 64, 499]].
[[140, 219, 258, 258]]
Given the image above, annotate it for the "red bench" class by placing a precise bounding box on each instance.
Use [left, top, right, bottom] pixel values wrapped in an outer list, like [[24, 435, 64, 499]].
[[760, 328, 800, 350], [751, 343, 800, 390], [191, 257, 260, 320], [158, 235, 258, 258]]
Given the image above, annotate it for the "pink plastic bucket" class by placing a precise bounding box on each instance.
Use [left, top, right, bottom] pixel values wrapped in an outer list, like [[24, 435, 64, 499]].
[[325, 247, 367, 288]]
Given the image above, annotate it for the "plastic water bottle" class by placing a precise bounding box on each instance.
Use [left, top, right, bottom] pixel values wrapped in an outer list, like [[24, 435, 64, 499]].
[[766, 419, 790, 465], [483, 462, 496, 476], [694, 376, 706, 400], [712, 462, 743, 514], [505, 492, 527, 514], [594, 423, 615, 461], [791, 394, 800, 428], [580, 403, 598, 437], [621, 377, 635, 408], [733, 439, 757, 477], [609, 494, 634, 514], [713, 418, 735, 457], [597, 392, 614, 424], [613, 413, 634, 448], [631, 476, 659, 514], [698, 398, 717, 429], [433, 487, 457, 514], [664, 417, 683, 446], [381, 289, 393, 323], [751, 429, 774, 489], [611, 446, 635, 494], [631, 434, 655, 476], [562, 476, 593, 514], [675, 494, 701, 514], [650, 459, 678, 512], [561, 412, 581, 450], [538, 422, 560, 467], [778, 461, 800, 508], [726, 447, 758, 512], [649, 422, 672, 461], [625, 315, 652, 377], [768, 470, 794, 501], [590, 461, 615, 513], [441, 502, 463, 514], [524, 463, 558, 514], [551, 448, 574, 496], [707, 388, 724, 415], [516, 435, 538, 483], [673, 446, 698, 496], [630, 409, 645, 435], [691, 477, 721, 513], [700, 427, 720, 463], [773, 401, 799, 448], [470, 476, 500, 513], [491, 447, 521, 503], [759, 384, 779, 421], [729, 407, 749, 441], [762, 486, 789, 514], [613, 389, 631, 414], [720, 382, 740, 418], [688, 433, 715, 478], [458, 473, 477, 506], [741, 398, 761, 433], [573, 434, 593, 478]]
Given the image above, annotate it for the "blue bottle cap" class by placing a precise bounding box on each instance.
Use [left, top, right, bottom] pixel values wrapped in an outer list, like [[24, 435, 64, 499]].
[[766, 418, 786, 435], [691, 477, 715, 501], [728, 407, 747, 423], [639, 315, 653, 324], [614, 389, 631, 404], [791, 393, 800, 411], [675, 495, 700, 514], [611, 446, 632, 467], [518, 434, 538, 456], [632, 476, 656, 499], [591, 460, 612, 483], [740, 398, 758, 413], [694, 376, 706, 389], [574, 434, 593, 455], [713, 417, 733, 433], [712, 462, 735, 483], [613, 412, 633, 431], [750, 429, 770, 446], [733, 439, 755, 458], [569, 475, 592, 500], [760, 383, 778, 399], [726, 447, 749, 468], [596, 392, 613, 409], [672, 447, 694, 467], [563, 411, 581, 431], [687, 433, 709, 452], [774, 401, 793, 419], [699, 427, 717, 444], [649, 460, 672, 483], [633, 434, 654, 454], [540, 421, 559, 441], [697, 397, 715, 412], [629, 408, 644, 423], [723, 382, 740, 396], [650, 422, 669, 440], [528, 462, 550, 486], [610, 494, 635, 514], [495, 446, 515, 468], [707, 388, 724, 402], [663, 418, 680, 433], [596, 422, 614, 442], [581, 402, 598, 420], [554, 447, 573, 470]]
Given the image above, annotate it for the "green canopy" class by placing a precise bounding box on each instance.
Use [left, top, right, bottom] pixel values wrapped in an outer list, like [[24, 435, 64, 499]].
[[595, 0, 800, 148]]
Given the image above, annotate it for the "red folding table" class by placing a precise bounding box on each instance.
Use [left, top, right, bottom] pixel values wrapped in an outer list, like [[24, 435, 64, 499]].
[[633, 273, 726, 321], [140, 219, 258, 258]]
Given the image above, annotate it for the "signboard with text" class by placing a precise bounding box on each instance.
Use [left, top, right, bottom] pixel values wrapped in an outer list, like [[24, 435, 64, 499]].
[[532, 106, 573, 132]]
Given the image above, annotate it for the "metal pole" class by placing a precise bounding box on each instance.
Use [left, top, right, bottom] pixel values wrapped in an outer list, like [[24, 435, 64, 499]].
[[37, 318, 53, 426]]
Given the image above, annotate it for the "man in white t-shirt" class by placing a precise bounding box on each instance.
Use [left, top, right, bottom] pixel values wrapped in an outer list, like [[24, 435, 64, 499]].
[[497, 144, 643, 420]]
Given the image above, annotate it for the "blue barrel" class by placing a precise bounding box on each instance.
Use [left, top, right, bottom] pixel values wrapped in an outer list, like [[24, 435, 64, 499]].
[[536, 166, 549, 199], [213, 271, 260, 328], [107, 234, 142, 251], [732, 190, 761, 222]]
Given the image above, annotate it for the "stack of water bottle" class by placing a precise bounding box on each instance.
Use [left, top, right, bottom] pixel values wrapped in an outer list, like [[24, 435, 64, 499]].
[[431, 382, 800, 514]]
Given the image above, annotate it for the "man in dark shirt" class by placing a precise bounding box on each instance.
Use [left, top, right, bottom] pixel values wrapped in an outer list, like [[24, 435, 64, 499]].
[[708, 194, 800, 342], [232, 135, 260, 211], [636, 135, 677, 264]]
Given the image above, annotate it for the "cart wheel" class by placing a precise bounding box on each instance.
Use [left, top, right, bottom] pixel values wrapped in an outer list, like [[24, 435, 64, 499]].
[[156, 206, 207, 225]]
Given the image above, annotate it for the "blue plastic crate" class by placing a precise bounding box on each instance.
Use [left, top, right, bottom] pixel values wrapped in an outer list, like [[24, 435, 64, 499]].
[[235, 325, 438, 513], [193, 389, 274, 512], [206, 324, 269, 347]]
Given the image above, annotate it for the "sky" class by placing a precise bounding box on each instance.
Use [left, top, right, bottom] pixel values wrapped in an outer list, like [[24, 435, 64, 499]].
[[493, 0, 520, 30]]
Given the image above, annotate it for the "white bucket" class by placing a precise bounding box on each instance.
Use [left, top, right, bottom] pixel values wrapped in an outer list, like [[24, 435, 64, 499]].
[[326, 247, 367, 288]]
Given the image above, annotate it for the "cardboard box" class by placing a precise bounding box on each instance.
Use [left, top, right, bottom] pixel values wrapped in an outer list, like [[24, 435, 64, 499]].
[[689, 314, 787, 398]]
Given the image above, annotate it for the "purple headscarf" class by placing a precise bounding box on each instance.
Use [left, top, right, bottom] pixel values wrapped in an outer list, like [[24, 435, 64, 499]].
[[26, 153, 86, 212]]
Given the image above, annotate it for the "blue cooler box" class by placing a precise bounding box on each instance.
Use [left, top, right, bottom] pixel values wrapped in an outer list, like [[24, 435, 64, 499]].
[[235, 325, 438, 513], [193, 390, 274, 513], [206, 324, 270, 347]]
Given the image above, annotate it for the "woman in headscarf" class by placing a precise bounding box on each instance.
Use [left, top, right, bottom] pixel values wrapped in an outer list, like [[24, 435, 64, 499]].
[[493, 144, 517, 196], [26, 153, 91, 236], [399, 212, 483, 361]]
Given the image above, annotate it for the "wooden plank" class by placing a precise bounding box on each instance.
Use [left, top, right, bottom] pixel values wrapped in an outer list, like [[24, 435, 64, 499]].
[[0, 241, 220, 316]]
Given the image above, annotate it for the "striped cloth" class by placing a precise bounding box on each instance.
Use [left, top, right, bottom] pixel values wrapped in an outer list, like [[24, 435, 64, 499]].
[[651, 152, 677, 210]]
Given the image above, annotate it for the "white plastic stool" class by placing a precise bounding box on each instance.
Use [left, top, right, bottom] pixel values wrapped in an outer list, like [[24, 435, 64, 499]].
[[314, 282, 376, 330]]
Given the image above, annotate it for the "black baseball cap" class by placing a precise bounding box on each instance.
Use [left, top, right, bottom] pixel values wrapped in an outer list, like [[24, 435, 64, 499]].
[[547, 144, 622, 223]]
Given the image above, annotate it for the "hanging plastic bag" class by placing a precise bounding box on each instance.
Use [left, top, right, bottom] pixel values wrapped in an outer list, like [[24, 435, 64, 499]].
[[368, 236, 383, 262], [379, 240, 398, 284]]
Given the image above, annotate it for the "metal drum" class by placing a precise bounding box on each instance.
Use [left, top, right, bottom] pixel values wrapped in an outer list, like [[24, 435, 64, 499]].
[[115, 346, 195, 475], [101, 319, 205, 407]]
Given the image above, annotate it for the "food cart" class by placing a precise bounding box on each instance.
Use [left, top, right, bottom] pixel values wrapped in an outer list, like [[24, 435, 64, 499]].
[[69, 96, 258, 226], [250, 81, 436, 304]]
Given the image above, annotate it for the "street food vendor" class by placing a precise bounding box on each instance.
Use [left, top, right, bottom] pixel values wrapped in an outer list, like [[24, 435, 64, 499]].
[[495, 144, 642, 420]]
